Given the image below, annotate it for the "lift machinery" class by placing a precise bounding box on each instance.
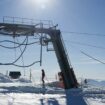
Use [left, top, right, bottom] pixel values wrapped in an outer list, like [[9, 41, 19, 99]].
[[0, 17, 78, 89]]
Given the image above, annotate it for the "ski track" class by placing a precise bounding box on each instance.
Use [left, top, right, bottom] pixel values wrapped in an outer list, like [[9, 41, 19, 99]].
[[0, 74, 104, 105], [0, 85, 104, 105], [0, 93, 66, 105]]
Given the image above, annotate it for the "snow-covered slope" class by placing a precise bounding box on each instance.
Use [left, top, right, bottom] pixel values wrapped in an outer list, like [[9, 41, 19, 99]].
[[0, 73, 105, 105], [13, 78, 31, 83], [0, 73, 12, 83], [87, 79, 105, 87], [0, 73, 31, 83]]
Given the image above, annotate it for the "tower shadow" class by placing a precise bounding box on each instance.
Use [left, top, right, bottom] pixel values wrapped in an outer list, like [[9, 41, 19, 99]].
[[65, 89, 88, 105], [40, 98, 60, 105]]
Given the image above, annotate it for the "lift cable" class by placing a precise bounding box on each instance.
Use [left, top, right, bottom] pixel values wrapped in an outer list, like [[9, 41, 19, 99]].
[[62, 31, 105, 37], [81, 51, 105, 65], [64, 40, 105, 50], [0, 36, 28, 65], [0, 40, 39, 45], [0, 39, 39, 49], [10, 36, 28, 65], [16, 37, 26, 76], [68, 44, 105, 65], [0, 37, 27, 49], [11, 61, 40, 68], [13, 37, 16, 60], [40, 35, 43, 66], [0, 36, 41, 67]]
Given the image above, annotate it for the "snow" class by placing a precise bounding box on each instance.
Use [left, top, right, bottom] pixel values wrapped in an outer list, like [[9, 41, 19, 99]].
[[0, 73, 12, 83], [0, 73, 32, 83], [86, 98, 105, 105], [87, 79, 105, 87], [13, 78, 32, 83], [0, 73, 105, 105], [0, 93, 66, 105]]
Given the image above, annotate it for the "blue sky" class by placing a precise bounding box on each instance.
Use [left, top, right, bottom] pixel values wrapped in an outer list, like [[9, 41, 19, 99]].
[[0, 0, 105, 80]]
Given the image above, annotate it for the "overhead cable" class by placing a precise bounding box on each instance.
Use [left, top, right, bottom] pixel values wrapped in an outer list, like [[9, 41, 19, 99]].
[[62, 31, 105, 37], [81, 51, 105, 65], [0, 60, 40, 68], [12, 61, 40, 68], [16, 37, 25, 75], [67, 43, 105, 65], [0, 39, 39, 49], [0, 40, 39, 45], [0, 36, 28, 65], [65, 40, 105, 50]]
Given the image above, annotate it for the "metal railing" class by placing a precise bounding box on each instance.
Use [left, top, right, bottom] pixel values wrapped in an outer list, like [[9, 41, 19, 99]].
[[60, 34, 72, 67], [0, 16, 54, 28]]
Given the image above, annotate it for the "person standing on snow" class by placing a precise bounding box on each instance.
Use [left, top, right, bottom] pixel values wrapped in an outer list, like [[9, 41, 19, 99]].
[[41, 69, 45, 87]]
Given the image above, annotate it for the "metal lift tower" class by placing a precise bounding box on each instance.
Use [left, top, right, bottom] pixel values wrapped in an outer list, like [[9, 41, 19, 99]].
[[0, 17, 78, 89]]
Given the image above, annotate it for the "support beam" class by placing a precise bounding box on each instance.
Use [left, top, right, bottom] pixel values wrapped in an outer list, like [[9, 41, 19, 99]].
[[0, 23, 78, 89]]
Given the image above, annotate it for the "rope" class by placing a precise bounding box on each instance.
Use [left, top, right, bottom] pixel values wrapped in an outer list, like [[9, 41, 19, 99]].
[[0, 36, 28, 65]]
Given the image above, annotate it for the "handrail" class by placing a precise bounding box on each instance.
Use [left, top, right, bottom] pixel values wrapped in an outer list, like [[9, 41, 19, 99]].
[[60, 33, 72, 67], [1, 16, 53, 28]]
